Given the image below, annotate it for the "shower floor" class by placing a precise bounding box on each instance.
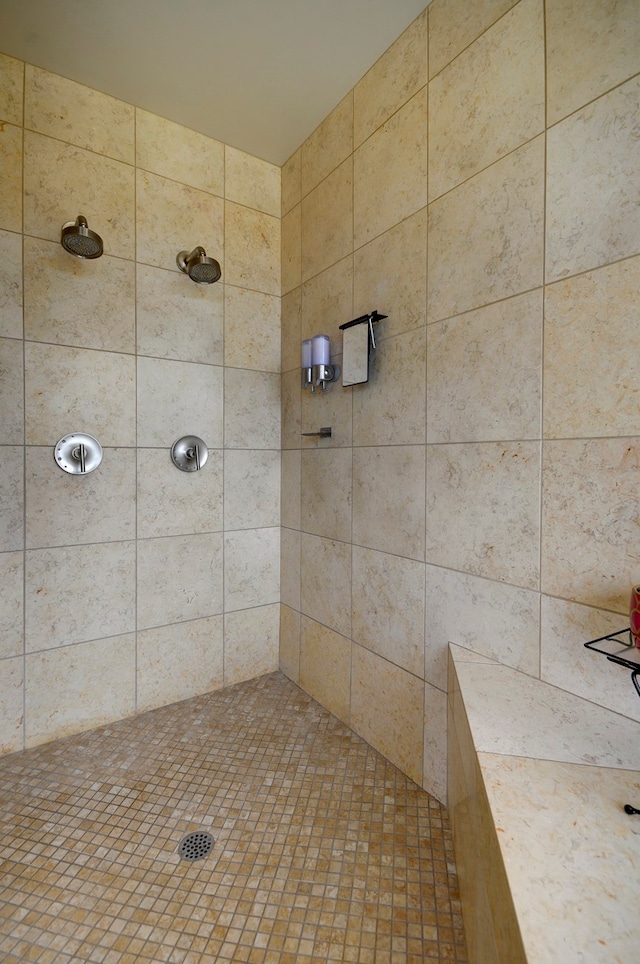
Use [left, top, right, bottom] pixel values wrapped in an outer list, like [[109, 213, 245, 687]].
[[0, 672, 467, 963]]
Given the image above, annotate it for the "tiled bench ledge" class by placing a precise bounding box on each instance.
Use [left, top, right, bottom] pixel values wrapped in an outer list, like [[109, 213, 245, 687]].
[[447, 643, 640, 964]]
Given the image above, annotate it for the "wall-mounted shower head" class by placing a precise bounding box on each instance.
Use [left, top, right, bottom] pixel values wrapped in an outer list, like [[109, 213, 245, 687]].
[[61, 215, 104, 259], [176, 247, 221, 285]]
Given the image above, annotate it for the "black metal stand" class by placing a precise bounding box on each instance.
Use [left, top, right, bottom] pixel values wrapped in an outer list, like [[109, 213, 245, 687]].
[[584, 628, 640, 699]]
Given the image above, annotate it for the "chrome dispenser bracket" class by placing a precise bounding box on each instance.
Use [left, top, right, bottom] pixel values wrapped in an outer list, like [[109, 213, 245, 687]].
[[314, 363, 340, 392], [171, 436, 209, 472], [54, 434, 103, 475]]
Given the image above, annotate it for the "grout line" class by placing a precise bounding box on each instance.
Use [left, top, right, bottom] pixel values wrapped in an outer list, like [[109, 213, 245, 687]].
[[539, 0, 549, 681], [20, 59, 27, 755], [222, 146, 227, 689], [133, 104, 139, 715], [425, 1, 431, 706]]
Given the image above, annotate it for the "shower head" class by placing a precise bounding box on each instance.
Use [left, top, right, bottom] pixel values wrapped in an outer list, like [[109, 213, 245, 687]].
[[61, 215, 104, 259], [176, 247, 221, 285]]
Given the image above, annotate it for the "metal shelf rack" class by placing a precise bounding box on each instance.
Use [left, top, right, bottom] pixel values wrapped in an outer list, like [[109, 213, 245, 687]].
[[584, 629, 640, 699]]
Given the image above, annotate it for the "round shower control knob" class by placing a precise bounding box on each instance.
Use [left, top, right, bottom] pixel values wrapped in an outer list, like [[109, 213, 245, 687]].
[[54, 434, 103, 474], [171, 436, 208, 472]]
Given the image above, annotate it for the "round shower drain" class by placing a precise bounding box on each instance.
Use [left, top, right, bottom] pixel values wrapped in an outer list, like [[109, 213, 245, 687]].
[[177, 831, 215, 862]]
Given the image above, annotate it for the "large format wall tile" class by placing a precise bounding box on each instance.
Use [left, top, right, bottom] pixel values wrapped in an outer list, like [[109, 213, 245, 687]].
[[546, 0, 640, 125], [0, 337, 24, 444], [423, 683, 447, 803], [0, 657, 24, 755], [427, 289, 542, 443], [224, 450, 280, 529], [280, 288, 302, 375], [425, 565, 540, 690], [351, 644, 424, 785], [300, 371, 353, 448], [281, 369, 301, 450], [542, 438, 640, 612], [25, 66, 134, 164], [353, 209, 427, 340], [224, 369, 280, 449], [225, 202, 280, 295], [0, 448, 23, 551], [23, 131, 135, 258], [429, 0, 544, 200], [301, 92, 353, 197], [428, 0, 518, 78], [224, 603, 280, 686], [25, 343, 135, 446], [25, 635, 136, 747], [26, 447, 136, 548], [546, 77, 640, 282], [281, 148, 301, 216], [300, 533, 351, 638], [0, 552, 23, 659], [281, 205, 301, 296], [281, 450, 301, 530], [353, 446, 425, 561], [300, 617, 351, 725], [428, 136, 545, 321], [301, 158, 353, 282], [280, 527, 300, 611], [136, 169, 223, 272], [354, 10, 427, 148], [224, 286, 280, 373], [0, 122, 22, 232], [137, 532, 223, 630], [25, 542, 136, 650], [136, 616, 223, 714], [225, 146, 280, 217], [427, 442, 541, 589], [0, 229, 23, 338], [541, 595, 640, 724], [353, 327, 426, 446], [354, 88, 428, 249], [279, 604, 300, 684], [224, 527, 280, 612], [24, 236, 136, 353], [301, 449, 352, 543], [544, 256, 640, 439], [352, 545, 425, 677], [137, 263, 223, 365], [136, 109, 224, 196], [137, 449, 223, 539], [301, 255, 353, 356], [137, 356, 223, 448], [0, 52, 23, 125]]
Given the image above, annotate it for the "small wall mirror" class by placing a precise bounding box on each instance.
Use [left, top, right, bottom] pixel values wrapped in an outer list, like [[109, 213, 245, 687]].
[[340, 311, 387, 387], [342, 322, 370, 386]]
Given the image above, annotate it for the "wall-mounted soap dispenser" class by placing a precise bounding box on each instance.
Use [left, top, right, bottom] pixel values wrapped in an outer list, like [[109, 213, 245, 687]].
[[301, 334, 340, 392]]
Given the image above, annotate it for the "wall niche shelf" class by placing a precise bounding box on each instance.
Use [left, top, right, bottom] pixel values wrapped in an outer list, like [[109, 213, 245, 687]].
[[584, 629, 640, 699]]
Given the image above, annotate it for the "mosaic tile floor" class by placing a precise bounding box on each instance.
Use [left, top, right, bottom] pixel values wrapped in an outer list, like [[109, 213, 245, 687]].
[[0, 672, 468, 963]]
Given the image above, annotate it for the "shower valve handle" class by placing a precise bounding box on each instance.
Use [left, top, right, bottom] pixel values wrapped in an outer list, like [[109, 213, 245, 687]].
[[71, 444, 86, 473], [171, 436, 208, 473], [54, 434, 103, 475], [185, 445, 200, 470]]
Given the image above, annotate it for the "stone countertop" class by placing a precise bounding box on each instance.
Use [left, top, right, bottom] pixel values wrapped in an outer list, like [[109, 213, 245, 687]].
[[450, 644, 640, 963]]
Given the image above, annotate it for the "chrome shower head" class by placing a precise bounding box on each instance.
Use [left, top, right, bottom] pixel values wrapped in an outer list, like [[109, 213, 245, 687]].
[[61, 215, 104, 259], [176, 247, 221, 285]]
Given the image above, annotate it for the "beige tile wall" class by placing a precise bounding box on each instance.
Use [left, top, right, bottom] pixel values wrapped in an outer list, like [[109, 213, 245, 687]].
[[0, 53, 281, 753], [281, 0, 640, 804]]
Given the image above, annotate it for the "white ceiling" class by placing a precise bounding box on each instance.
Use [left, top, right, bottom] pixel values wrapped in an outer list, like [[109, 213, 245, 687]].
[[0, 0, 429, 165]]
